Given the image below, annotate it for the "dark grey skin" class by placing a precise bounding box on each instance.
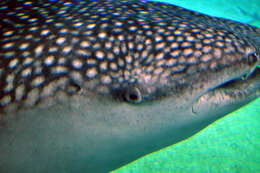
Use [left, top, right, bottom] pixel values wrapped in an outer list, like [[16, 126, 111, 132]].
[[0, 0, 260, 173]]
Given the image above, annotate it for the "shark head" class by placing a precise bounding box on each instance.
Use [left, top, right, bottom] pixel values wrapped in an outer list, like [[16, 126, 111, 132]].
[[0, 0, 259, 172]]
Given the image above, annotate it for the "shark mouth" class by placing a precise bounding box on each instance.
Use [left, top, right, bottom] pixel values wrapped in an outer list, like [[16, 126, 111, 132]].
[[193, 67, 260, 117], [217, 67, 260, 91]]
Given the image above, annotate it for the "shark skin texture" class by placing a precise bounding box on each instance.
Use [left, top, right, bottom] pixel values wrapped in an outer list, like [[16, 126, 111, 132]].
[[0, 0, 259, 172]]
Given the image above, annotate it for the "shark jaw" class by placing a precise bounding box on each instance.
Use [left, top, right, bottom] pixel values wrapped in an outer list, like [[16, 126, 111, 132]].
[[0, 62, 259, 173]]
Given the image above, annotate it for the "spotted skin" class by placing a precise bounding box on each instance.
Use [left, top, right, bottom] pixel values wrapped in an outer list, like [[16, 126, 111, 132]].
[[0, 0, 259, 173], [0, 0, 259, 113]]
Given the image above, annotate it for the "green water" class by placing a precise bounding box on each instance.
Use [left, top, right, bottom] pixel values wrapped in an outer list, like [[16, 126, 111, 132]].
[[113, 0, 260, 172]]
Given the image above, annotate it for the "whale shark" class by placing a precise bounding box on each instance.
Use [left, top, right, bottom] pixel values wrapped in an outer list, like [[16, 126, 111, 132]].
[[0, 0, 259, 172]]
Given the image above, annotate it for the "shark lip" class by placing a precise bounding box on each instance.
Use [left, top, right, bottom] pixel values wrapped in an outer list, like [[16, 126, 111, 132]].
[[193, 67, 260, 116], [214, 67, 260, 91]]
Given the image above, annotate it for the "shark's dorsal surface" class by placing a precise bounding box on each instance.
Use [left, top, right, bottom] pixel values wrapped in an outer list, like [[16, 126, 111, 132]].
[[0, 0, 259, 172]]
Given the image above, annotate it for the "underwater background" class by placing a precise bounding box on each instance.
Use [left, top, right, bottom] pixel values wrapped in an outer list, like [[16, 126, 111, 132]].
[[114, 0, 260, 172]]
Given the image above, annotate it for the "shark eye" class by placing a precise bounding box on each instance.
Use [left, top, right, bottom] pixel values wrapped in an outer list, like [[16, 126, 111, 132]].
[[123, 87, 143, 104], [247, 52, 259, 65]]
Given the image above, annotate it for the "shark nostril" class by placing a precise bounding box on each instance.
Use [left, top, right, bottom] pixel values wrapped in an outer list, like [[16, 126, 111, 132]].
[[123, 87, 143, 104]]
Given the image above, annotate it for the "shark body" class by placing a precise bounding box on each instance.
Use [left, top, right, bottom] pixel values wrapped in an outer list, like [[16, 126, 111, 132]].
[[0, 0, 259, 172]]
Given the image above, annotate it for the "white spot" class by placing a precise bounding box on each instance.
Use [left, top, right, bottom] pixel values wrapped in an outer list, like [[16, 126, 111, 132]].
[[155, 36, 163, 42], [72, 59, 83, 69], [110, 62, 118, 71], [155, 42, 165, 50], [44, 55, 55, 66], [3, 31, 14, 36], [166, 58, 178, 66], [86, 68, 97, 78], [23, 57, 33, 66], [58, 57, 66, 65], [194, 50, 202, 58], [51, 66, 68, 74], [0, 6, 8, 10], [16, 12, 25, 17], [101, 75, 112, 84], [167, 35, 175, 41], [113, 46, 120, 55], [105, 41, 112, 49], [98, 32, 107, 39], [73, 22, 83, 27], [59, 28, 69, 34], [31, 76, 45, 87], [154, 67, 163, 75], [4, 81, 14, 92], [157, 28, 165, 34], [0, 95, 11, 106], [141, 50, 148, 59], [80, 40, 90, 48], [6, 74, 15, 83], [76, 48, 90, 56], [29, 26, 39, 31], [86, 23, 96, 29], [21, 67, 32, 77], [118, 35, 124, 41], [143, 25, 151, 30], [213, 48, 222, 59], [100, 22, 109, 29], [170, 42, 179, 49], [54, 23, 64, 27], [174, 30, 182, 36], [183, 48, 193, 56], [86, 58, 97, 65], [201, 54, 212, 63], [99, 61, 108, 71], [107, 52, 114, 61], [28, 18, 38, 22], [3, 42, 14, 49], [170, 50, 180, 57], [83, 30, 93, 36], [46, 19, 54, 23], [35, 45, 44, 56], [129, 26, 137, 32], [95, 50, 105, 60], [62, 46, 72, 54], [3, 51, 15, 58], [57, 9, 66, 15], [49, 46, 59, 53], [125, 55, 133, 64], [63, 2, 72, 6], [137, 44, 144, 51], [9, 58, 19, 68], [19, 42, 30, 50], [56, 37, 66, 45], [25, 34, 33, 40], [155, 52, 164, 60], [24, 1, 33, 5], [128, 42, 134, 50], [115, 22, 123, 27], [41, 29, 50, 36]]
